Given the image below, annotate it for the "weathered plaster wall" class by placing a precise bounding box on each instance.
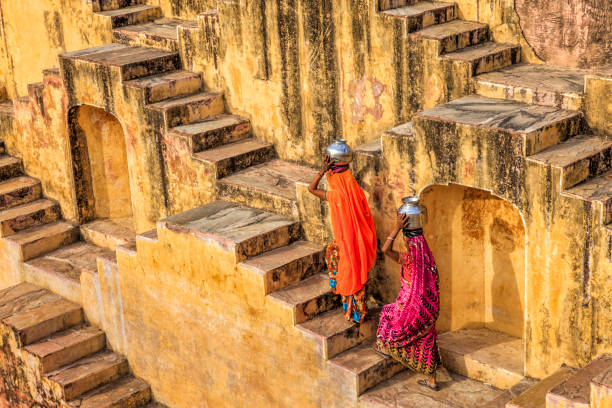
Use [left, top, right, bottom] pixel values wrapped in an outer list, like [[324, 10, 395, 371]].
[[110, 227, 357, 408], [420, 184, 525, 339], [6, 71, 77, 224], [0, 0, 110, 99], [585, 70, 612, 137], [178, 0, 545, 168], [152, 0, 217, 20], [75, 105, 133, 220]]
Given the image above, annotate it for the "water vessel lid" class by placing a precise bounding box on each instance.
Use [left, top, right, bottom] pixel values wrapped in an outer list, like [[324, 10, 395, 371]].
[[402, 196, 419, 204]]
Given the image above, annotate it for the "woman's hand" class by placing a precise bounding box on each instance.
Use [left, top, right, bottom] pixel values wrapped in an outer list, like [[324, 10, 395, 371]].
[[323, 155, 335, 173], [395, 213, 409, 232]]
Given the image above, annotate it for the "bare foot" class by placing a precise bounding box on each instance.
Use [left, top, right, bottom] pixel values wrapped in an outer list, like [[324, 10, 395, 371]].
[[372, 344, 390, 356], [417, 378, 439, 391]]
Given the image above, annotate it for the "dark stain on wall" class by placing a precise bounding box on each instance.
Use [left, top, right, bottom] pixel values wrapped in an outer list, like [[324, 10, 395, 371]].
[[43, 11, 65, 50], [67, 106, 96, 224], [276, 0, 303, 147], [302, 0, 342, 155], [169, 0, 216, 18]]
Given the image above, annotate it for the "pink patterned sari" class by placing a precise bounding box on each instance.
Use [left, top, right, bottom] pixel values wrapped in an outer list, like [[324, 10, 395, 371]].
[[375, 232, 441, 376]]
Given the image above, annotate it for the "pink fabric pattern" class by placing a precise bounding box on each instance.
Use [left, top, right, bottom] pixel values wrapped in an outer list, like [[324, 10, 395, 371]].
[[375, 233, 441, 376]]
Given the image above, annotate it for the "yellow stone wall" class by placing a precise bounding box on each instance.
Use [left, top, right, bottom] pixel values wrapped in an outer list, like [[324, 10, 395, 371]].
[[102, 226, 356, 408]]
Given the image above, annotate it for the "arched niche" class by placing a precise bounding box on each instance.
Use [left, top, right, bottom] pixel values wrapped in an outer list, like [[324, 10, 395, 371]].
[[68, 105, 133, 225], [420, 183, 526, 339]]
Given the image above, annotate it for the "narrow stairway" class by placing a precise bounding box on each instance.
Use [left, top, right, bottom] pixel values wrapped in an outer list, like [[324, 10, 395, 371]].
[[0, 282, 164, 407], [92, 0, 197, 52]]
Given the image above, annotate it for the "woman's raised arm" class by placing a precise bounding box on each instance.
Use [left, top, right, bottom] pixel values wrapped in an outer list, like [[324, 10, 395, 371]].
[[382, 213, 409, 263], [308, 155, 335, 201]]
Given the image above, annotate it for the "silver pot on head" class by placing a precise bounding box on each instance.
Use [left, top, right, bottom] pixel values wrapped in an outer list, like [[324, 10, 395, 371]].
[[398, 196, 427, 230], [325, 139, 353, 166]]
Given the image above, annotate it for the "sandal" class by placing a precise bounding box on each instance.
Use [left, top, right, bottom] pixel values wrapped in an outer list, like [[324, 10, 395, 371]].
[[417, 379, 439, 391]]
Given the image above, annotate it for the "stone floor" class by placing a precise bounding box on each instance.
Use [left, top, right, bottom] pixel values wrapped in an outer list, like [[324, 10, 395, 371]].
[[80, 217, 136, 251], [360, 368, 506, 407], [476, 63, 586, 95]]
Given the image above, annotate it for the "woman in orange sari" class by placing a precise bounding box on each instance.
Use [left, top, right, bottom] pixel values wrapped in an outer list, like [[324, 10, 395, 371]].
[[308, 154, 377, 323]]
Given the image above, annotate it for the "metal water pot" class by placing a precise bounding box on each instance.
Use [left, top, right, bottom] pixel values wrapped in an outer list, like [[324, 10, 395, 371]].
[[325, 139, 353, 165], [398, 196, 427, 230]]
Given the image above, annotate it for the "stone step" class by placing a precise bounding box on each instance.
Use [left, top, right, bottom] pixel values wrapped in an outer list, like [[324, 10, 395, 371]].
[[240, 240, 325, 295], [47, 350, 129, 400], [414, 95, 584, 155], [68, 375, 151, 408], [24, 242, 116, 303], [80, 217, 136, 251], [113, 18, 198, 51], [328, 338, 405, 397], [61, 44, 180, 81], [0, 284, 60, 320], [24, 325, 106, 373], [438, 328, 524, 390], [0, 283, 49, 308], [0, 198, 61, 237], [148, 91, 225, 128], [5, 221, 79, 261], [0, 100, 14, 117], [159, 201, 302, 261], [591, 367, 612, 408], [217, 159, 318, 217], [96, 5, 162, 28], [410, 19, 489, 54], [379, 1, 456, 33], [2, 297, 83, 347], [506, 366, 576, 408], [268, 274, 339, 324], [0, 154, 22, 182], [360, 368, 511, 408], [0, 176, 42, 210], [92, 0, 147, 12], [124, 69, 202, 103], [441, 41, 521, 76], [546, 354, 612, 408], [193, 138, 276, 179], [297, 308, 378, 360], [475, 63, 587, 111], [564, 170, 612, 224], [527, 135, 612, 190], [168, 114, 251, 153]]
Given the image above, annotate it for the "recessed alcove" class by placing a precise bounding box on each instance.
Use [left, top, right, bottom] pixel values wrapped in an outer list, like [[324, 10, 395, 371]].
[[420, 183, 526, 383], [68, 105, 135, 248]]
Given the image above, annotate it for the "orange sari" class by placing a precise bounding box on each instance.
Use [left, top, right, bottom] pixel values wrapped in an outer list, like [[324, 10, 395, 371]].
[[325, 170, 377, 297]]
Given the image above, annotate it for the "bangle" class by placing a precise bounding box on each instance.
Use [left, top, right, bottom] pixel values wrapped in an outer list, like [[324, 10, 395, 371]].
[[386, 236, 395, 241]]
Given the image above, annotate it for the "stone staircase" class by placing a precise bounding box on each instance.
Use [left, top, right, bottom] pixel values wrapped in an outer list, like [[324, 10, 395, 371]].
[[0, 282, 163, 407], [378, 0, 522, 106], [0, 149, 79, 267], [92, 0, 197, 52]]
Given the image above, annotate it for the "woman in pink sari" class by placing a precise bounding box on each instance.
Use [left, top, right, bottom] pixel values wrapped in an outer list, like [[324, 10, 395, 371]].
[[374, 213, 441, 390]]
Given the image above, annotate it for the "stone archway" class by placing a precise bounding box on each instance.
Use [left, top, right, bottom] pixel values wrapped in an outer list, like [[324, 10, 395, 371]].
[[68, 105, 133, 227], [420, 183, 526, 339]]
